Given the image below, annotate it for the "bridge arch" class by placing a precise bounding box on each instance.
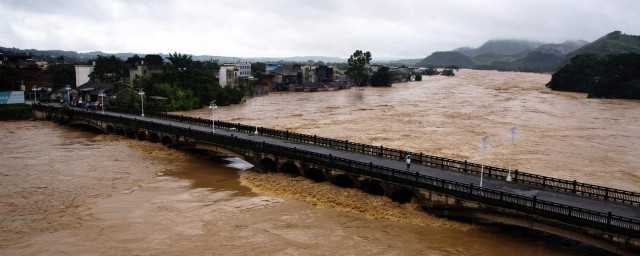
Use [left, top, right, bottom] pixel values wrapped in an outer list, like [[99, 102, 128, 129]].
[[115, 126, 125, 136], [390, 188, 415, 204], [125, 128, 136, 139], [136, 130, 147, 141], [359, 178, 385, 196], [259, 157, 277, 172], [148, 132, 160, 143], [106, 124, 115, 134], [303, 168, 325, 182], [332, 174, 355, 188], [281, 162, 301, 176], [161, 135, 174, 146]]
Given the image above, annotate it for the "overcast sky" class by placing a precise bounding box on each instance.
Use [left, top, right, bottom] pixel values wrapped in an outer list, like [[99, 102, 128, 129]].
[[1, 0, 639, 60]]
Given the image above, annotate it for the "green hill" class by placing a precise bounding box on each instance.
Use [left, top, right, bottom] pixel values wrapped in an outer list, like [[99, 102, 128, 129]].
[[415, 51, 475, 68], [563, 31, 640, 62]]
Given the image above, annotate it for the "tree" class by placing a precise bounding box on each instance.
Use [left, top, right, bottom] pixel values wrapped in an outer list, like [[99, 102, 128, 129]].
[[414, 73, 422, 81], [251, 62, 266, 76], [126, 55, 142, 67], [49, 64, 75, 89], [346, 50, 372, 87], [0, 65, 22, 91], [370, 66, 393, 86], [144, 54, 164, 67], [166, 52, 193, 69], [89, 55, 124, 84]]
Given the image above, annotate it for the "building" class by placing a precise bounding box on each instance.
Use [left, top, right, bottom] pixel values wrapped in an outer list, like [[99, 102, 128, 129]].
[[219, 64, 237, 87], [75, 62, 95, 86], [265, 62, 279, 73], [75, 81, 114, 103], [129, 61, 162, 85], [219, 62, 251, 87]]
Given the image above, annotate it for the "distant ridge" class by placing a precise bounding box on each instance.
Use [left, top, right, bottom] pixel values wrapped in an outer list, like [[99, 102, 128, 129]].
[[0, 46, 347, 64]]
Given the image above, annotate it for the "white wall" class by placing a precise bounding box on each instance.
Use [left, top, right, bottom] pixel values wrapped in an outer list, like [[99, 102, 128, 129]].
[[75, 65, 94, 86]]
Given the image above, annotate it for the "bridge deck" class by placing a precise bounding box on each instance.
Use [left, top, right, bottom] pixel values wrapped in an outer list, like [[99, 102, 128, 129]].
[[88, 108, 640, 220]]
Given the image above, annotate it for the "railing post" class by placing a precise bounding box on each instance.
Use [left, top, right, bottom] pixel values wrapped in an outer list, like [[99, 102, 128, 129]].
[[514, 169, 518, 181], [415, 171, 419, 181], [380, 145, 383, 156], [607, 212, 612, 225], [314, 135, 317, 145], [419, 153, 423, 163], [464, 160, 468, 172], [345, 140, 348, 150], [572, 180, 577, 194], [469, 183, 473, 195], [604, 188, 609, 200], [532, 196, 537, 210], [542, 176, 546, 186], [369, 162, 373, 172]]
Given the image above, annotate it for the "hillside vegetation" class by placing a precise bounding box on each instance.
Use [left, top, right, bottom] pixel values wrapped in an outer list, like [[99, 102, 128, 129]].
[[546, 53, 640, 99]]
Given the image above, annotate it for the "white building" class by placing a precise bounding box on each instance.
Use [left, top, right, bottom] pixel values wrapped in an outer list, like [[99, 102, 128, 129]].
[[219, 65, 236, 87], [219, 62, 251, 87], [75, 62, 95, 86]]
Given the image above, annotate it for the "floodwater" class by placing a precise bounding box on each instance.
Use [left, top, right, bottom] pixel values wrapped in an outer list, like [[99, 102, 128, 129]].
[[1, 69, 636, 255]]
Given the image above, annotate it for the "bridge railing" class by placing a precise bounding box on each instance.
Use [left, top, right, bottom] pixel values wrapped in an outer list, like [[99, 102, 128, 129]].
[[35, 105, 640, 207], [59, 108, 640, 237]]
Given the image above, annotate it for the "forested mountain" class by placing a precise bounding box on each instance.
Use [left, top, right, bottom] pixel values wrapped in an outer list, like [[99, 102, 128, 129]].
[[416, 37, 587, 72], [414, 51, 476, 68], [561, 31, 640, 63]]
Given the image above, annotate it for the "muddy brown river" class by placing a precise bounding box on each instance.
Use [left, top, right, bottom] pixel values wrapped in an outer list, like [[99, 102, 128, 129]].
[[2, 69, 637, 255]]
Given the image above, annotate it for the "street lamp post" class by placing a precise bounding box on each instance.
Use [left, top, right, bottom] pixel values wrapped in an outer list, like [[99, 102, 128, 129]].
[[506, 126, 517, 182], [65, 85, 71, 105], [479, 136, 490, 187], [253, 98, 258, 134], [138, 90, 145, 117], [209, 100, 217, 133], [31, 86, 38, 103], [98, 90, 106, 114]]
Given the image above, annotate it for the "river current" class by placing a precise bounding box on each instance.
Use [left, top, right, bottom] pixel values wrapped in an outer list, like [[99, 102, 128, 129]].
[[2, 69, 637, 255]]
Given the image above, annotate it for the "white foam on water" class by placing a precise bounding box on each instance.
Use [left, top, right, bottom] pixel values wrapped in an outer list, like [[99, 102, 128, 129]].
[[224, 157, 254, 170]]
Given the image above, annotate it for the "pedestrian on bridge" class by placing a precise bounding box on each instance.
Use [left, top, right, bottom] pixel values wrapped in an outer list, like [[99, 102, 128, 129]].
[[405, 155, 411, 171]]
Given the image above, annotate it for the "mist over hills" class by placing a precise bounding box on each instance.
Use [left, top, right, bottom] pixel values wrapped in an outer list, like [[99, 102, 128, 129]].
[[416, 31, 640, 72]]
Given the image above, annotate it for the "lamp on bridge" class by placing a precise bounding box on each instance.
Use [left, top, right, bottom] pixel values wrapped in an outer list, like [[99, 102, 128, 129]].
[[478, 135, 491, 187], [32, 86, 39, 103], [506, 126, 517, 182], [98, 90, 106, 114], [209, 100, 217, 133], [253, 98, 258, 135], [65, 85, 71, 104], [138, 90, 145, 117]]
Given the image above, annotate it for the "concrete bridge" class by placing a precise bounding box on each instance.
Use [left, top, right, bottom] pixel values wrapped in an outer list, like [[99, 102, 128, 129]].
[[33, 105, 640, 255]]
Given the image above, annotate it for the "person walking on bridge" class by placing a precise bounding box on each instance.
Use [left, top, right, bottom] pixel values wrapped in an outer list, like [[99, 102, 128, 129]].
[[405, 155, 411, 171]]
